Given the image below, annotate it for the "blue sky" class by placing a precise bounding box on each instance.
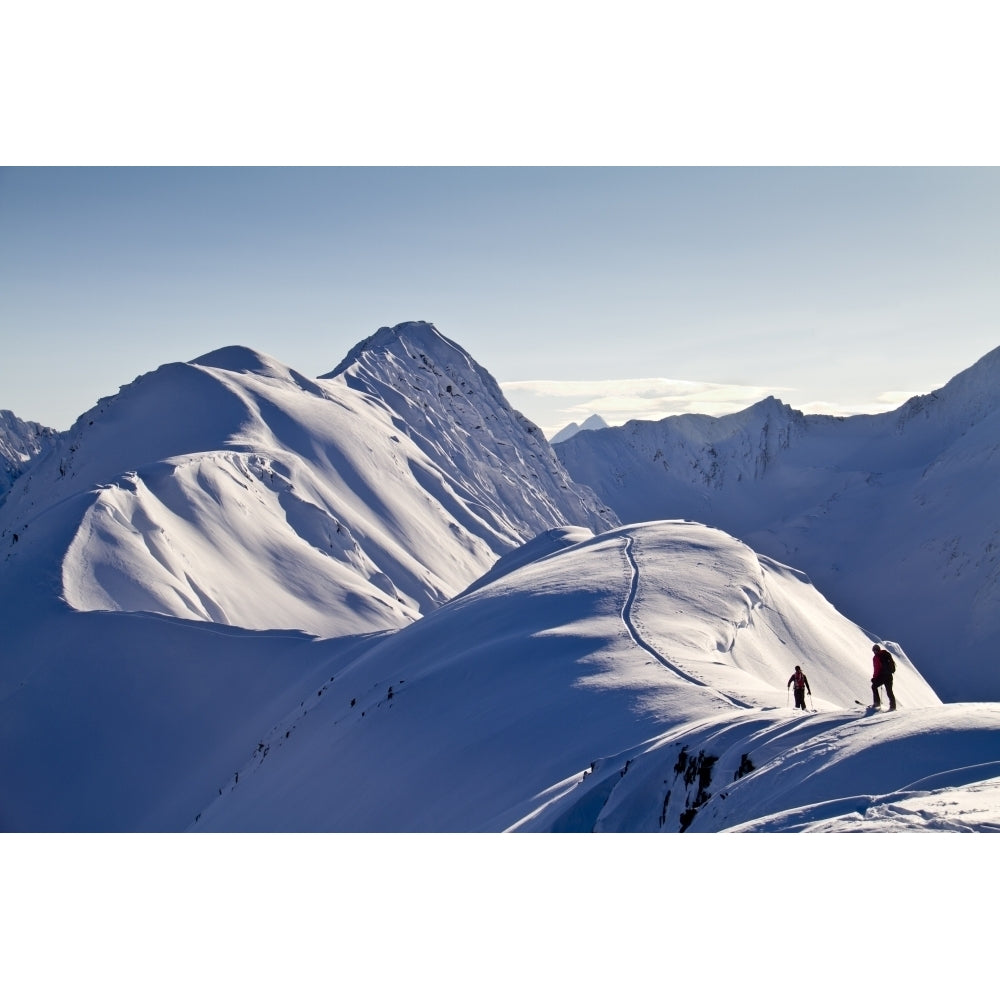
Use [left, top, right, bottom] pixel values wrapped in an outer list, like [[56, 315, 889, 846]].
[[2, 166, 998, 435]]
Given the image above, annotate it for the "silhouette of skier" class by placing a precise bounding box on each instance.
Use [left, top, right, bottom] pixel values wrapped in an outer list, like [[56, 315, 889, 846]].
[[871, 645, 897, 711], [787, 665, 811, 710]]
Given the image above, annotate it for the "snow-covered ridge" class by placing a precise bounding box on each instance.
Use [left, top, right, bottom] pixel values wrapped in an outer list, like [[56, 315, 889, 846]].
[[190, 520, 963, 834], [554, 344, 1000, 700]]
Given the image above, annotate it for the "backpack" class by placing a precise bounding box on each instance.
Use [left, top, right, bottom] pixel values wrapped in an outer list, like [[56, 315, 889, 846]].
[[879, 648, 896, 674]]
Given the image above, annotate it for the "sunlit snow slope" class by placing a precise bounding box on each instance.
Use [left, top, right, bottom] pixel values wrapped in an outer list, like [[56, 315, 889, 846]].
[[192, 521, 970, 834], [2, 328, 615, 637], [555, 346, 1000, 700]]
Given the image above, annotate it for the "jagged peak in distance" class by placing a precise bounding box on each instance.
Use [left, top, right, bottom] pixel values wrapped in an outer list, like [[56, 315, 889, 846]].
[[549, 413, 609, 445]]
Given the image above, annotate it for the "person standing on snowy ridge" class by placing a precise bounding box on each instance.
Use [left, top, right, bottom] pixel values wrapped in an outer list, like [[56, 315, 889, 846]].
[[787, 665, 811, 710], [871, 644, 897, 711]]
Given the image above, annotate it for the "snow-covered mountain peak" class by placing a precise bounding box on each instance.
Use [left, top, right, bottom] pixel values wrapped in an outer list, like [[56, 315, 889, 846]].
[[931, 342, 1000, 401], [739, 394, 799, 421], [191, 345, 293, 379], [325, 320, 470, 380], [323, 323, 617, 538]]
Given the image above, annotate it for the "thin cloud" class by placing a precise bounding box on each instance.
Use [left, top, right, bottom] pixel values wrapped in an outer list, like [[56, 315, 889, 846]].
[[502, 377, 929, 437], [501, 377, 792, 437], [796, 389, 929, 417]]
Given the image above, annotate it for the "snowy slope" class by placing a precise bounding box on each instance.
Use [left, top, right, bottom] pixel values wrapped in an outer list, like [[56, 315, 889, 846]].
[[188, 520, 988, 835], [0, 605, 363, 831], [0, 323, 620, 830], [554, 346, 1000, 700], [0, 408, 59, 502]]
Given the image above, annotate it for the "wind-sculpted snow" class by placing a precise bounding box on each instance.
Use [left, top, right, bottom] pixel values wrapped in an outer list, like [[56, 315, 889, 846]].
[[3, 329, 615, 636], [554, 345, 1000, 700]]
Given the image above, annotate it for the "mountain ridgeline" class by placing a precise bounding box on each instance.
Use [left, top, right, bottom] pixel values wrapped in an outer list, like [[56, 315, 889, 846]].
[[553, 346, 1000, 701]]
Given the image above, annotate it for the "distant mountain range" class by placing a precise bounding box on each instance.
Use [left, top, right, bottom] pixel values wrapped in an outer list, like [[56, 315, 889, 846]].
[[2, 322, 998, 831]]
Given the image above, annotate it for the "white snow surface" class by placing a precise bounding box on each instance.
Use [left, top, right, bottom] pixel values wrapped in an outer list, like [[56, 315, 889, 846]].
[[190, 520, 991, 834], [554, 345, 1000, 701], [1, 323, 999, 832]]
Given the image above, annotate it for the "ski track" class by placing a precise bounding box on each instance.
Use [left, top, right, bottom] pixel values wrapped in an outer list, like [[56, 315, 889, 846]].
[[620, 533, 750, 709]]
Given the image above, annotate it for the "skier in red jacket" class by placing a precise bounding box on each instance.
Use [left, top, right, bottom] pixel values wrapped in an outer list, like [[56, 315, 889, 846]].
[[787, 665, 811, 710], [871, 644, 897, 711]]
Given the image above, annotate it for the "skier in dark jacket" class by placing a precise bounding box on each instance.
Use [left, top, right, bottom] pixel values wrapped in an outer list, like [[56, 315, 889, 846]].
[[871, 644, 897, 711], [787, 665, 811, 710]]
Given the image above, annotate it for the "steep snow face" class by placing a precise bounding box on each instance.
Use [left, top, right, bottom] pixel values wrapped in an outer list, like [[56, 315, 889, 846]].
[[554, 347, 1000, 700], [192, 520, 941, 833], [324, 322, 618, 541], [0, 409, 59, 502]]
